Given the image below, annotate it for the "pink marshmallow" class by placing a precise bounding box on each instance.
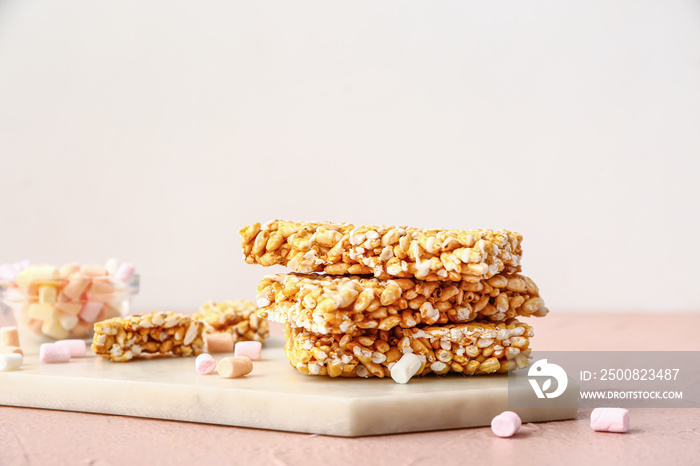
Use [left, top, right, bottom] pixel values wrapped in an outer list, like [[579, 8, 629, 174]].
[[590, 407, 630, 433], [114, 263, 136, 280], [55, 339, 87, 358], [0, 264, 16, 280], [195, 353, 216, 375], [39, 343, 71, 363], [234, 341, 262, 361], [79, 301, 104, 323], [491, 411, 522, 438]]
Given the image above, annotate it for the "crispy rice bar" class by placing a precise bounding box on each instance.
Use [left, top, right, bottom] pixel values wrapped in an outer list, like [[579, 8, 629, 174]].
[[192, 299, 269, 343], [284, 320, 532, 378], [240, 220, 522, 282], [92, 312, 205, 362], [257, 272, 547, 335]]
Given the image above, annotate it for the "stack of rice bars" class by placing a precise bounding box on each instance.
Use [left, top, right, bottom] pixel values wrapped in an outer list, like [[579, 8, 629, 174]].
[[241, 220, 548, 379]]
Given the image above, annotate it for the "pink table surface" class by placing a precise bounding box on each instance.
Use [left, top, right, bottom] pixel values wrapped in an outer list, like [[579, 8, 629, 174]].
[[1, 312, 700, 466]]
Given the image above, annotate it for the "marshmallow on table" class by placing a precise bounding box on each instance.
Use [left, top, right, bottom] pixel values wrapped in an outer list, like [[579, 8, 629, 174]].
[[217, 356, 253, 378], [390, 353, 423, 384], [55, 339, 86, 358], [491, 411, 522, 438], [590, 408, 630, 433], [204, 332, 234, 353], [1, 326, 20, 347], [195, 354, 217, 375], [0, 353, 23, 371], [40, 343, 71, 363], [234, 341, 262, 360]]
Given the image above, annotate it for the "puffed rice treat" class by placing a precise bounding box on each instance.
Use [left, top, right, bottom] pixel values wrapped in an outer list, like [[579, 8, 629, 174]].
[[192, 299, 269, 343], [240, 220, 522, 282], [92, 312, 204, 362], [284, 320, 532, 378], [258, 273, 548, 335]]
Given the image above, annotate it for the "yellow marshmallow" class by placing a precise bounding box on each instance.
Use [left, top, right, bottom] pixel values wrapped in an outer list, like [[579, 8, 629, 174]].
[[27, 303, 57, 321], [39, 285, 57, 304]]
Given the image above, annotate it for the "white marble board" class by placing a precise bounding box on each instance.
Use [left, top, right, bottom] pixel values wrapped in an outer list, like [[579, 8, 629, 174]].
[[0, 336, 578, 437]]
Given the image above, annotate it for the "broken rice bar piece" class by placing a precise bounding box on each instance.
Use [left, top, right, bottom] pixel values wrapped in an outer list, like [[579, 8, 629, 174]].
[[258, 272, 547, 335], [92, 312, 204, 362], [192, 299, 269, 343], [240, 220, 522, 282], [284, 320, 532, 378]]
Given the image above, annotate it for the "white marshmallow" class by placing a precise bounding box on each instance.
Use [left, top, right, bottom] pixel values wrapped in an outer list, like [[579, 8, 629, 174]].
[[105, 258, 120, 275], [390, 353, 423, 384], [0, 353, 23, 371]]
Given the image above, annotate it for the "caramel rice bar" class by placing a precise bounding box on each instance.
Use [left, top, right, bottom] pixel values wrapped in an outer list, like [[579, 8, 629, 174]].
[[257, 272, 547, 335], [193, 299, 269, 343], [92, 312, 205, 362], [285, 320, 532, 378], [240, 220, 522, 282]]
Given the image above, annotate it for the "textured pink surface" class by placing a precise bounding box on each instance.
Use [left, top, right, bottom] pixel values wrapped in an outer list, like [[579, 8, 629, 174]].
[[1, 313, 700, 465]]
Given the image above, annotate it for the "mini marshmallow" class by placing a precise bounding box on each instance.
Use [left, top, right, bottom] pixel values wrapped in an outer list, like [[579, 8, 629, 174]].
[[234, 341, 262, 361], [195, 353, 217, 375], [491, 411, 522, 438], [390, 353, 423, 384], [217, 356, 253, 378], [204, 332, 234, 353], [55, 339, 86, 358], [0, 326, 20, 347], [28, 265, 60, 280], [39, 285, 57, 304], [15, 260, 31, 272], [80, 264, 107, 277], [590, 407, 630, 433], [0, 346, 23, 356], [55, 302, 82, 316], [59, 263, 80, 278], [89, 279, 115, 297], [104, 258, 120, 275], [58, 313, 79, 331], [40, 343, 70, 363], [114, 263, 135, 280], [71, 321, 93, 338], [0, 353, 23, 371], [79, 301, 104, 323], [0, 264, 16, 281], [61, 277, 90, 301], [28, 303, 57, 321], [28, 319, 43, 334], [41, 319, 69, 340]]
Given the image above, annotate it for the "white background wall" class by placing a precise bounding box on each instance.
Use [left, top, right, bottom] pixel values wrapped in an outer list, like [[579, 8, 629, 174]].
[[0, 1, 698, 313]]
